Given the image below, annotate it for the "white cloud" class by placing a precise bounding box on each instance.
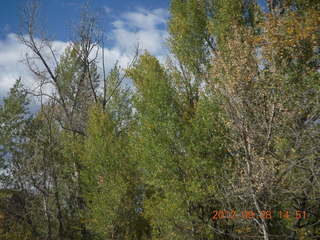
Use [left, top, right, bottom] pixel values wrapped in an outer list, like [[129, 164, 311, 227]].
[[0, 34, 69, 98], [0, 34, 35, 97], [122, 8, 168, 30], [111, 8, 169, 57], [0, 8, 169, 98], [112, 27, 168, 56], [112, 20, 125, 29]]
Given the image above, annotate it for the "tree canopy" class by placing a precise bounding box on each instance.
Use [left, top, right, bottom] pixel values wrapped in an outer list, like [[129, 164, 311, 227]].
[[1, 0, 319, 239]]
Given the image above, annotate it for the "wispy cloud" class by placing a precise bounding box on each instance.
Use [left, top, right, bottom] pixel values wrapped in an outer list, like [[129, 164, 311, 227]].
[[104, 6, 112, 14], [122, 8, 168, 30], [111, 8, 169, 57]]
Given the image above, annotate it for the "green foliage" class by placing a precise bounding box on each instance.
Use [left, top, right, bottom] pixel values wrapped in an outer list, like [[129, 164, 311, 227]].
[[78, 61, 151, 239], [128, 52, 230, 239], [2, 1, 320, 239], [0, 78, 30, 184], [207, 0, 257, 46], [169, 0, 210, 75]]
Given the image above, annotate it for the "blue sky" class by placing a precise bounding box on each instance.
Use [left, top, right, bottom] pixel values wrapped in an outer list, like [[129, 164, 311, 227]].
[[0, 0, 171, 98]]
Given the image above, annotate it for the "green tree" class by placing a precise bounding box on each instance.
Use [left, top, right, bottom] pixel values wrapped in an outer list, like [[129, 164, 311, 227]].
[[128, 53, 230, 239], [0, 78, 30, 188], [78, 65, 151, 240]]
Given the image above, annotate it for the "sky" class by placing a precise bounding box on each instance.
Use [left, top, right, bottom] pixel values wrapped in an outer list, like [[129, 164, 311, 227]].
[[0, 0, 171, 98]]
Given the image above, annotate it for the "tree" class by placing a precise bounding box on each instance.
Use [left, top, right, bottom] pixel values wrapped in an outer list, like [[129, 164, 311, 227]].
[[209, 3, 320, 238], [0, 79, 37, 239], [0, 78, 30, 185], [78, 64, 153, 239], [128, 52, 230, 239], [2, 0, 318, 239]]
